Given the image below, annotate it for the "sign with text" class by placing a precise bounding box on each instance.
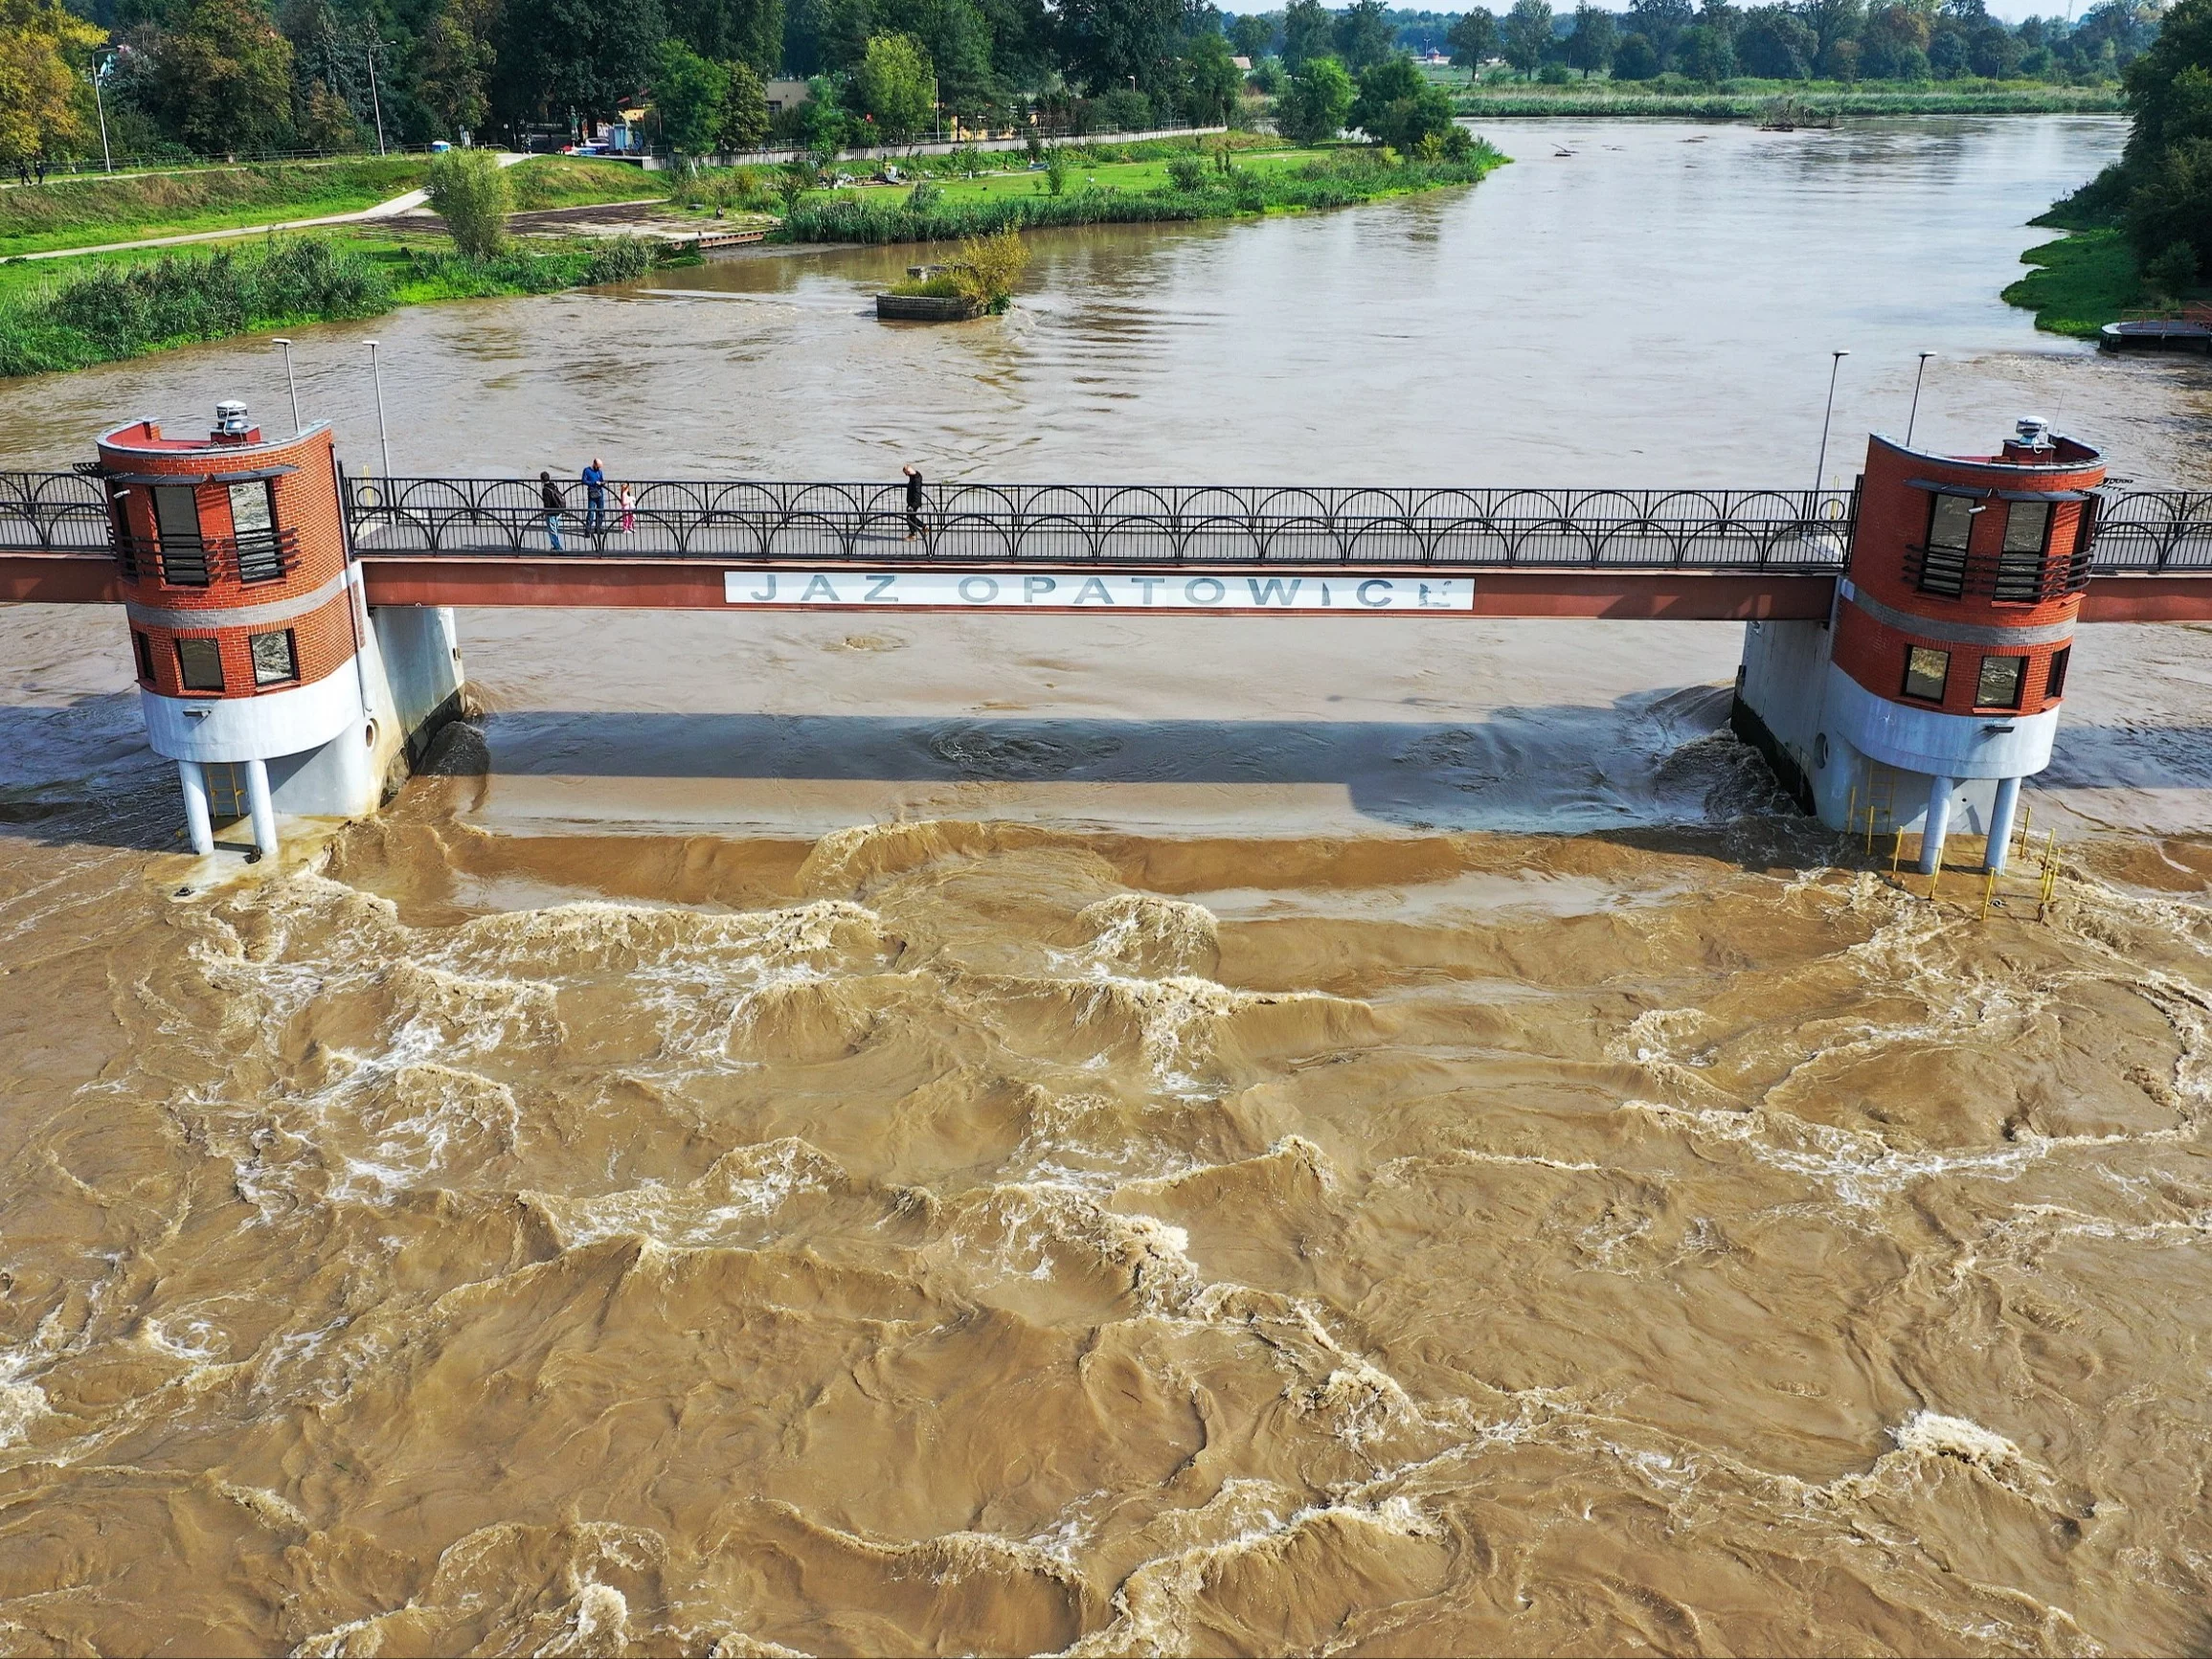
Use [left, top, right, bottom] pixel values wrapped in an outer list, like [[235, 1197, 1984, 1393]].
[[723, 569, 1475, 612]]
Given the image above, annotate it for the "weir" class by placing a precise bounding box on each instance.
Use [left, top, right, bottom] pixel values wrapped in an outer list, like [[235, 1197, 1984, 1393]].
[[4, 405, 2212, 863]]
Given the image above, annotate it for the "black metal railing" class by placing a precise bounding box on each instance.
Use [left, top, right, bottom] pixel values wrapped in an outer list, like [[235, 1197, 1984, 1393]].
[[343, 478, 1862, 568], [110, 528, 302, 588], [2083, 490, 2212, 572], [0, 471, 111, 552], [1902, 541, 2094, 604]]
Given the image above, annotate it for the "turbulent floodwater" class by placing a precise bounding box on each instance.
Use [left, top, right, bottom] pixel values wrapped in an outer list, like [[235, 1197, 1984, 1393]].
[[6, 117, 2212, 1656]]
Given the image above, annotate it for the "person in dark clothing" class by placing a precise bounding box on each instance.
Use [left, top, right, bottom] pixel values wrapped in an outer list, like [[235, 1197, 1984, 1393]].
[[903, 463, 924, 541], [580, 458, 606, 535], [539, 471, 565, 551]]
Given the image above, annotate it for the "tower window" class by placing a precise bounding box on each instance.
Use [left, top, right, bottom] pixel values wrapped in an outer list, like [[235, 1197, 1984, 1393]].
[[1917, 495, 1976, 598], [229, 482, 283, 583], [131, 629, 154, 684], [152, 486, 209, 587], [1995, 501, 2051, 602], [175, 637, 225, 692], [2045, 645, 2071, 699], [1975, 654, 2026, 709], [250, 629, 298, 686], [1902, 646, 1950, 702]]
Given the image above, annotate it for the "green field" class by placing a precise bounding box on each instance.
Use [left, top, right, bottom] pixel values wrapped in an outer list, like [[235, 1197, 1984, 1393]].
[[0, 159, 430, 258], [0, 155, 671, 261], [2004, 228, 2135, 337], [847, 145, 1323, 204]]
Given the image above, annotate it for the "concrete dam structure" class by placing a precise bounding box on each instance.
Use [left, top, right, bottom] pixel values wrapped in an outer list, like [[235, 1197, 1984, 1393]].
[[3, 403, 2210, 866]]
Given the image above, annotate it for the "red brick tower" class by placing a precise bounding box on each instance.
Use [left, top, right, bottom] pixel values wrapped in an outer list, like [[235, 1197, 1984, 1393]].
[[102, 403, 372, 857]]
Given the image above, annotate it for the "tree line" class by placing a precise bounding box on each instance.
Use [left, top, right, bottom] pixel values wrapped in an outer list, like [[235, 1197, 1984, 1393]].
[[1411, 0, 2161, 87], [0, 0, 2170, 171], [2056, 0, 2211, 296]]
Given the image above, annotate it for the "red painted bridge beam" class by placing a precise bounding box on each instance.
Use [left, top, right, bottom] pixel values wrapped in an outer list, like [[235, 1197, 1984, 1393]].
[[351, 558, 1844, 619], [11, 548, 2212, 621]]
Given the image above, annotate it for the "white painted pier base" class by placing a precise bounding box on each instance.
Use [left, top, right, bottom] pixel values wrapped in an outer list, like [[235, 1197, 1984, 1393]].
[[1731, 617, 2049, 874], [144, 582, 465, 851]]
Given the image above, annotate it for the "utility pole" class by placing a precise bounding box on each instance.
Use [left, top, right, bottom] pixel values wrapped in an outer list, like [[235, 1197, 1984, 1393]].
[[91, 51, 115, 172], [365, 39, 390, 156]]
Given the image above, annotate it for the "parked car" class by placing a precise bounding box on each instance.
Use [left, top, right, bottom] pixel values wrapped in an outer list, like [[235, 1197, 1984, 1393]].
[[428, 141, 451, 153]]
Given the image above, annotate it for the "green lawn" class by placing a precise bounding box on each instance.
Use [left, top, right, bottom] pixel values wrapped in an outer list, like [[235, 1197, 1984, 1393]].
[[505, 155, 672, 211], [0, 159, 430, 258], [2003, 227, 2144, 337], [823, 144, 1323, 208]]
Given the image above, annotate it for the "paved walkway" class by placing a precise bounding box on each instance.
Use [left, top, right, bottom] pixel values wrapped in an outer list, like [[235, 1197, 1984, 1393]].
[[18, 152, 531, 262]]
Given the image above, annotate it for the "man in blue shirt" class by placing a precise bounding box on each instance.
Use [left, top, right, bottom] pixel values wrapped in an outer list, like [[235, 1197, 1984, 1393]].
[[580, 458, 607, 535]]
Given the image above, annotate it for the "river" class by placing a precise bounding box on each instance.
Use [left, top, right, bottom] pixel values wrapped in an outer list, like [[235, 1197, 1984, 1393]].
[[5, 115, 2212, 1656]]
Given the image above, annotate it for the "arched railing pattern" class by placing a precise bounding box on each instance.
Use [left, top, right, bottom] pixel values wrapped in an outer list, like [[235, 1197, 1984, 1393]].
[[336, 476, 1868, 570]]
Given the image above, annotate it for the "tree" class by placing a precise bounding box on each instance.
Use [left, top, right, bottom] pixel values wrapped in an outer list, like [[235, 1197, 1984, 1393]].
[[1679, 20, 1734, 78], [297, 74, 362, 145], [1565, 1, 1614, 76], [1332, 0, 1392, 71], [1500, 0, 1551, 77], [415, 0, 495, 137], [1446, 8, 1496, 69], [1625, 0, 1691, 66], [1280, 0, 1329, 69], [492, 0, 666, 128], [666, 0, 783, 72], [144, 0, 295, 152], [2128, 137, 2212, 274], [1055, 0, 1181, 96], [1927, 25, 1966, 75], [426, 144, 512, 256], [718, 55, 767, 146], [1347, 50, 1454, 146], [1613, 30, 1659, 75], [1274, 49, 1348, 141], [0, 0, 102, 168], [1228, 11, 1271, 58], [1183, 26, 1240, 123], [853, 30, 932, 138], [654, 36, 726, 152], [1735, 4, 1815, 77]]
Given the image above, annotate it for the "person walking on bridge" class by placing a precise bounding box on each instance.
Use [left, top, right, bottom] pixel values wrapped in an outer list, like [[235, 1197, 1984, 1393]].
[[903, 463, 924, 542], [581, 458, 607, 536], [539, 471, 566, 551]]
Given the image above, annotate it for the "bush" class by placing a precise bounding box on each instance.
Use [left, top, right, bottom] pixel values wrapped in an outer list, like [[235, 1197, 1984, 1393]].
[[2145, 238, 2201, 298], [426, 148, 513, 259], [1046, 146, 1070, 194], [2, 238, 395, 376], [949, 226, 1029, 309], [1166, 152, 1207, 190], [1098, 87, 1154, 129]]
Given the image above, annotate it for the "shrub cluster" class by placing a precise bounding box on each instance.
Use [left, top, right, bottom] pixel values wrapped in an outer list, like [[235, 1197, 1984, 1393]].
[[0, 239, 394, 375], [783, 143, 1503, 245]]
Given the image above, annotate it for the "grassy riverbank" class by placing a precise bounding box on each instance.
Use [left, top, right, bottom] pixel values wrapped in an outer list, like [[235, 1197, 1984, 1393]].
[[2004, 226, 2139, 337], [781, 143, 1506, 244], [0, 159, 429, 258], [0, 234, 655, 376], [1447, 78, 2122, 117], [0, 154, 664, 261]]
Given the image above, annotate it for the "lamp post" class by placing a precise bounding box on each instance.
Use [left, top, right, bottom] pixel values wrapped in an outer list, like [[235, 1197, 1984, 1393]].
[[90, 51, 116, 172], [274, 337, 302, 434], [1905, 350, 1936, 447], [1813, 348, 1849, 498], [367, 340, 393, 481]]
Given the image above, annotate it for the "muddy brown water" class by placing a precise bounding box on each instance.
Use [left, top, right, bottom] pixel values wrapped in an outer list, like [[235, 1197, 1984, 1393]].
[[6, 117, 2212, 1656]]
